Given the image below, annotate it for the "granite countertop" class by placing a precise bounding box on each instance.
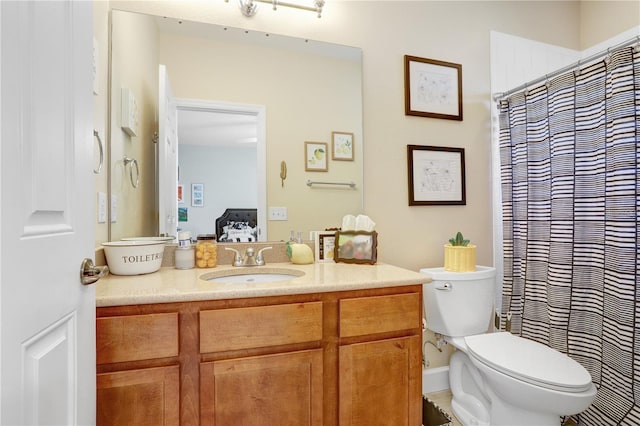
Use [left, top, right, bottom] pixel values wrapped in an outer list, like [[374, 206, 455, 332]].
[[96, 262, 431, 307]]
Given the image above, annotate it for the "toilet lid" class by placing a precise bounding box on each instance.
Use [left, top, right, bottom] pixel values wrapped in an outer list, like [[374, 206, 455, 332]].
[[465, 332, 592, 392]]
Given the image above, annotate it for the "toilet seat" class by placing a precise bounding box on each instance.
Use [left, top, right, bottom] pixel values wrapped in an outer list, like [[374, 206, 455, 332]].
[[464, 332, 592, 393]]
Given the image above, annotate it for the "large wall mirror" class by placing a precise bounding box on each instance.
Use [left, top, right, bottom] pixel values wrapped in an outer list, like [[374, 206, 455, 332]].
[[108, 9, 363, 242]]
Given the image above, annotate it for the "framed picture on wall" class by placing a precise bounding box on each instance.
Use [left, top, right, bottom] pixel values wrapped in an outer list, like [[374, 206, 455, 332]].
[[331, 131, 354, 161], [178, 207, 188, 222], [191, 183, 204, 207], [177, 184, 184, 204], [407, 145, 466, 205], [404, 55, 463, 121], [305, 141, 328, 172]]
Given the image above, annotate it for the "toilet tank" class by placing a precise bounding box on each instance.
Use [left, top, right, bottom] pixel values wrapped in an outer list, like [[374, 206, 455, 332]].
[[420, 266, 496, 337]]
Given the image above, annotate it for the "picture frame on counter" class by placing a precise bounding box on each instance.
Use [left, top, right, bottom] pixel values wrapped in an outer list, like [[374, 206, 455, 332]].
[[407, 144, 466, 206], [312, 230, 336, 263], [331, 131, 354, 161], [333, 230, 378, 265], [404, 55, 463, 121]]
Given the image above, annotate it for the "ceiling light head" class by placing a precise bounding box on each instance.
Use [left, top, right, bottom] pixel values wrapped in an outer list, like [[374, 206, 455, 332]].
[[239, 0, 258, 17], [314, 0, 325, 17], [232, 0, 325, 18]]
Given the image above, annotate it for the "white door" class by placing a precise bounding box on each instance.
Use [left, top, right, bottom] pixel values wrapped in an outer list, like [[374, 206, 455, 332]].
[[1, 1, 96, 425], [158, 64, 178, 238]]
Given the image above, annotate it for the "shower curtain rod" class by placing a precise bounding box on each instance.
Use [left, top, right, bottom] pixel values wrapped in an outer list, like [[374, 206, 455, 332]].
[[493, 35, 640, 101]]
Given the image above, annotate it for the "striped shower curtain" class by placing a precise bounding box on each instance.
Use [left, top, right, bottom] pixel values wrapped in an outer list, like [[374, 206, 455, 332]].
[[498, 46, 639, 425]]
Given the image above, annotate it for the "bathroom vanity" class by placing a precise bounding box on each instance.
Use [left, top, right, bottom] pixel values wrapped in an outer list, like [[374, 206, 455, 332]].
[[95, 262, 427, 426]]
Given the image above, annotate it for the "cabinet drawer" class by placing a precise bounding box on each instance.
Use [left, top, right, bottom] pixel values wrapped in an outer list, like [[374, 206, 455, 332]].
[[200, 302, 323, 353], [339, 293, 420, 338], [97, 313, 179, 364]]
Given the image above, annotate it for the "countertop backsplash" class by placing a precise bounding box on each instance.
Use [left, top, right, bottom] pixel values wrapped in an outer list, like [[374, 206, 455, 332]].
[[95, 241, 314, 268]]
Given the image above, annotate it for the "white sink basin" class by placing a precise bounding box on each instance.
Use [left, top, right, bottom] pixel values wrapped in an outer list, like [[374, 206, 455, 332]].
[[203, 268, 304, 284]]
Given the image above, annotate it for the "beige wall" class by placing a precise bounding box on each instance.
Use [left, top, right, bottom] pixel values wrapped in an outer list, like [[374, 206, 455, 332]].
[[109, 11, 160, 241], [98, 1, 637, 368], [580, 1, 639, 49]]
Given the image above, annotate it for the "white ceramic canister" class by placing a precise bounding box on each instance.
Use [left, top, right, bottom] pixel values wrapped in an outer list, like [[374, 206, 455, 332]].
[[175, 232, 194, 269]]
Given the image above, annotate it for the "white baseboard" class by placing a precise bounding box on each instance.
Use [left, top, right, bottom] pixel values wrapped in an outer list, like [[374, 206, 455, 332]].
[[422, 366, 450, 394]]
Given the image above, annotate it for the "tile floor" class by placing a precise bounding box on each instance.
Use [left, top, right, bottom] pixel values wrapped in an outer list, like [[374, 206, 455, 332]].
[[424, 390, 580, 426], [425, 390, 462, 426]]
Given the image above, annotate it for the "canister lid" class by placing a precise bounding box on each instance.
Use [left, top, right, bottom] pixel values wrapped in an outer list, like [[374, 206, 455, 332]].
[[197, 234, 216, 241]]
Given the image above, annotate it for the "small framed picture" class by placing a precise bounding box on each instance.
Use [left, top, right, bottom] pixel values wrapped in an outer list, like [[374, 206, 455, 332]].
[[333, 231, 378, 265], [191, 183, 204, 207], [313, 231, 336, 263], [407, 145, 466, 206], [178, 207, 188, 222], [404, 55, 463, 121], [305, 141, 328, 172], [331, 131, 354, 161], [177, 184, 184, 204]]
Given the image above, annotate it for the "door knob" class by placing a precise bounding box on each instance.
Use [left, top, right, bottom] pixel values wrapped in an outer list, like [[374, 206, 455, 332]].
[[80, 258, 109, 285]]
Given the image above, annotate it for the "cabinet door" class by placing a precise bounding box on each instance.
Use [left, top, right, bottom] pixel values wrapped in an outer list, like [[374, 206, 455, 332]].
[[201, 349, 323, 426], [339, 336, 421, 426], [97, 365, 179, 426]]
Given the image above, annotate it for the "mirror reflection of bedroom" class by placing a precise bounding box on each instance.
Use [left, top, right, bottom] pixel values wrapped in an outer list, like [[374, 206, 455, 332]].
[[177, 108, 260, 241], [215, 208, 258, 242]]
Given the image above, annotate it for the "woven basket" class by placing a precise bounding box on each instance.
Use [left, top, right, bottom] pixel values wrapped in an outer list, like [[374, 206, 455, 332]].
[[443, 244, 476, 272]]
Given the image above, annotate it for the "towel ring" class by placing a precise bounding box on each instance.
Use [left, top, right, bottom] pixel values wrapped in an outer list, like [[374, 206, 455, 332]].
[[93, 130, 104, 174], [123, 156, 140, 189]]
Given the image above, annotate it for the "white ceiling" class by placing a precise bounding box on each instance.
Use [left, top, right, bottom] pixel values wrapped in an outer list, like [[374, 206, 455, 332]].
[[177, 109, 258, 147]]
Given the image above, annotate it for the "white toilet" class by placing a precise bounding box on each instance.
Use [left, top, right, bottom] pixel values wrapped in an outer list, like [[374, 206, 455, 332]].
[[421, 266, 597, 426]]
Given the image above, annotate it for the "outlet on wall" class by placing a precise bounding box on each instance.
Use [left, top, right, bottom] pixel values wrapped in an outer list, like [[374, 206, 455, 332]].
[[97, 192, 107, 223], [110, 194, 117, 223], [268, 206, 288, 221]]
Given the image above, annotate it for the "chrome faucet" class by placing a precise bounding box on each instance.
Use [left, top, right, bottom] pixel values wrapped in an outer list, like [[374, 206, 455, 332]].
[[255, 246, 272, 265], [225, 246, 272, 267], [225, 247, 243, 266]]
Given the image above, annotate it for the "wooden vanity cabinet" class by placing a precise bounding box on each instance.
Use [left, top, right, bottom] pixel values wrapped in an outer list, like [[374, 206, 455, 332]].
[[199, 302, 325, 426], [338, 293, 423, 426], [95, 311, 180, 426], [96, 284, 422, 426]]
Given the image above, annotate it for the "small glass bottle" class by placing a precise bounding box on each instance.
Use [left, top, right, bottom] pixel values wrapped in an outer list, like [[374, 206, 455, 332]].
[[196, 234, 217, 268], [175, 231, 194, 269]]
